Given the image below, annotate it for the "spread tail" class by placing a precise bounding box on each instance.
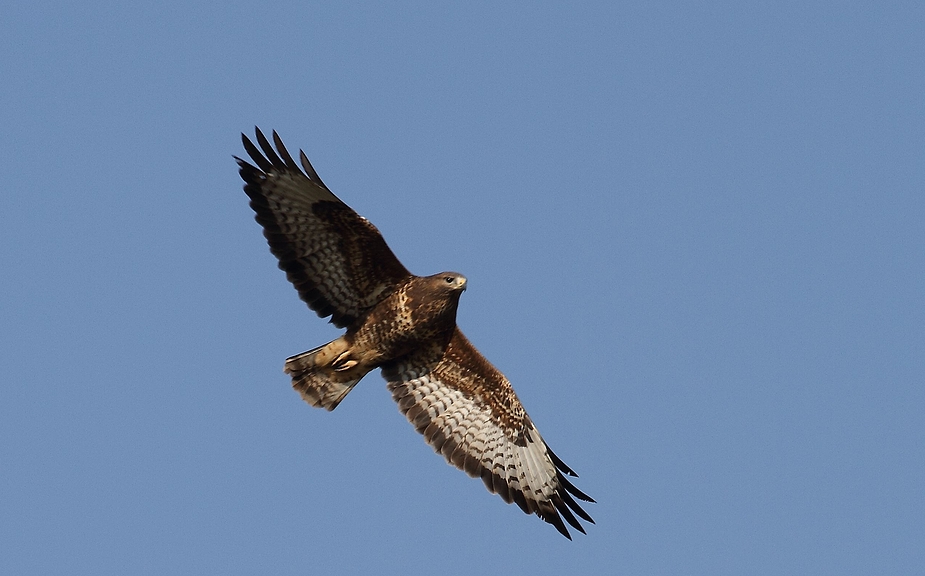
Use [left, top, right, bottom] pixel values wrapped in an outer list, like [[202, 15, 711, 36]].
[[284, 337, 371, 411]]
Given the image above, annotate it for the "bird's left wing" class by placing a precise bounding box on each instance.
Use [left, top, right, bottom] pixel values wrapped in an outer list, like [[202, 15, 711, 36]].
[[381, 328, 594, 539]]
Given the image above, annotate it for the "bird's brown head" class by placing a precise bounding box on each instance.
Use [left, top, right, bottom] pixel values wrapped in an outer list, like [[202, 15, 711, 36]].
[[431, 272, 467, 294], [407, 272, 467, 326]]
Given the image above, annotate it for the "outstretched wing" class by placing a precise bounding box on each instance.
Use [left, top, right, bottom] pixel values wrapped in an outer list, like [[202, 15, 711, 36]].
[[236, 128, 412, 328], [382, 329, 595, 539]]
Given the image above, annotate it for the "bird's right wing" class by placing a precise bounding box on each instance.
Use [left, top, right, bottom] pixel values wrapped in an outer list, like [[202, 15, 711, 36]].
[[236, 128, 411, 328], [382, 328, 595, 539]]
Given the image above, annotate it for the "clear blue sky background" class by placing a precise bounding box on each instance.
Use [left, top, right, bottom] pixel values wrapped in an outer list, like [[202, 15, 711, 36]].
[[2, 1, 923, 574]]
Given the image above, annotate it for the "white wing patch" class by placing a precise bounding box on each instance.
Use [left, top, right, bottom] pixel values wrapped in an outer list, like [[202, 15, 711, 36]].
[[384, 356, 595, 539]]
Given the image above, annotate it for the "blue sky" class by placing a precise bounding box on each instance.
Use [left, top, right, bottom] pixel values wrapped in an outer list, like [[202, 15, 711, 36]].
[[2, 1, 923, 574]]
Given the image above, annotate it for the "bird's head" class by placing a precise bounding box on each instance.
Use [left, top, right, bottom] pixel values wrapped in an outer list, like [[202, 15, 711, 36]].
[[432, 272, 467, 294]]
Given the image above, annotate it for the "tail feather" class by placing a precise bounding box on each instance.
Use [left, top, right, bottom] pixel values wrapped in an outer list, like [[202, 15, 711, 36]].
[[284, 338, 370, 411]]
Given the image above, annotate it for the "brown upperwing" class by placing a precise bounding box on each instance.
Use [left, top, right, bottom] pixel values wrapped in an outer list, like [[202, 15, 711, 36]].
[[236, 128, 412, 328]]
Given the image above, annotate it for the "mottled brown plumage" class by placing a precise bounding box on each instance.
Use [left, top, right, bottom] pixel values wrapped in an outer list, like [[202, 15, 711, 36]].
[[237, 128, 594, 538]]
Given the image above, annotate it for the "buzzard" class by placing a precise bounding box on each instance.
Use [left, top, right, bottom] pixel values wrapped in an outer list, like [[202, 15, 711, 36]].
[[236, 128, 594, 538]]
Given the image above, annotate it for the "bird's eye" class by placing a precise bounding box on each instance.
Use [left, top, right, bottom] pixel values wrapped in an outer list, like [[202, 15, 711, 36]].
[[445, 276, 454, 284]]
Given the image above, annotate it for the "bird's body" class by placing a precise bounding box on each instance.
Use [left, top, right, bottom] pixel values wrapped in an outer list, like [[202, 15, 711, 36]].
[[285, 272, 467, 410], [237, 129, 594, 538]]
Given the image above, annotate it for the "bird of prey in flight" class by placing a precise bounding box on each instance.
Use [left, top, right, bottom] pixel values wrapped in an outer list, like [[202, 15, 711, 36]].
[[237, 128, 594, 538]]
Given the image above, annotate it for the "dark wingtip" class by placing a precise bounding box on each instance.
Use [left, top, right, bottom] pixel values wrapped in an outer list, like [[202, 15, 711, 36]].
[[273, 130, 302, 172], [558, 478, 595, 525], [298, 149, 328, 189], [547, 445, 579, 477], [255, 127, 285, 168], [556, 495, 587, 535], [559, 472, 595, 505], [241, 131, 273, 173], [550, 515, 573, 540]]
